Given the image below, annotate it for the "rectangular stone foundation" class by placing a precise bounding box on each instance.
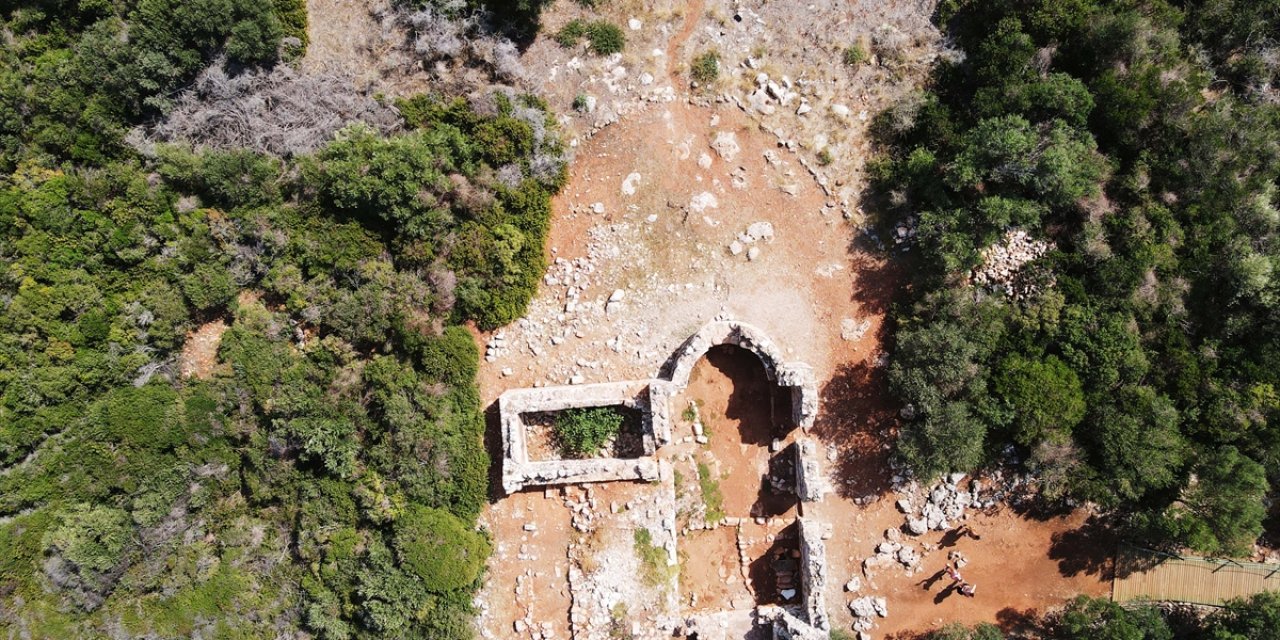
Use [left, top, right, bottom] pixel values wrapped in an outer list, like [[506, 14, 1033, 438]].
[[500, 380, 662, 494]]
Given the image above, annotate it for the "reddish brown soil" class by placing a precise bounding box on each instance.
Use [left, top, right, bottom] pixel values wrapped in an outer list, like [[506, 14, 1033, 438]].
[[829, 507, 1113, 638], [682, 526, 752, 612], [481, 490, 575, 639], [684, 346, 799, 518]]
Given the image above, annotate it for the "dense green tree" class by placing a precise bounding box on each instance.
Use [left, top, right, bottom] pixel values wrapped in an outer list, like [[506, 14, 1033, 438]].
[[1157, 446, 1269, 557], [1202, 591, 1280, 640], [876, 0, 1280, 554], [946, 115, 1108, 207], [393, 506, 490, 592], [1051, 595, 1173, 640], [43, 504, 133, 575], [994, 354, 1086, 446], [1083, 386, 1187, 505], [0, 2, 561, 632]]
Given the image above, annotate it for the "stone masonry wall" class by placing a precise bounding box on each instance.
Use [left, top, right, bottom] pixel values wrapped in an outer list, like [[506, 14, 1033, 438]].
[[794, 438, 826, 503], [500, 380, 656, 494], [798, 518, 830, 631], [665, 320, 819, 430]]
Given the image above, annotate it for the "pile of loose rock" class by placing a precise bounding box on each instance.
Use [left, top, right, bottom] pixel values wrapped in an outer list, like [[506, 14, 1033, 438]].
[[563, 486, 599, 533], [847, 595, 888, 635], [746, 71, 802, 115], [485, 331, 510, 363], [727, 220, 775, 261], [838, 473, 1002, 639], [861, 526, 923, 579], [971, 229, 1055, 299], [897, 473, 981, 535], [890, 216, 918, 251]]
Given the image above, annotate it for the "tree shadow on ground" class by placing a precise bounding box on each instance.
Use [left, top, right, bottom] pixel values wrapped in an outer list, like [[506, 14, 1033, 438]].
[[845, 236, 904, 317], [1006, 491, 1082, 522], [809, 359, 900, 501], [1047, 515, 1124, 579], [704, 344, 783, 447], [996, 607, 1043, 635], [885, 632, 931, 640], [483, 400, 506, 503]]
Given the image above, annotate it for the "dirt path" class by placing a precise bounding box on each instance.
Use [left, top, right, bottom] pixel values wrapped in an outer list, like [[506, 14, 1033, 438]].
[[664, 0, 706, 81]]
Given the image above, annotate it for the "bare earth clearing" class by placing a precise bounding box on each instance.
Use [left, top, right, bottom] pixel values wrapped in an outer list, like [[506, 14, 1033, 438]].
[[297, 0, 1114, 638]]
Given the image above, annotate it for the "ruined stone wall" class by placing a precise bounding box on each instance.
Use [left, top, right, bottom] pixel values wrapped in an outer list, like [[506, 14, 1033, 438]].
[[499, 320, 819, 495], [794, 438, 826, 503], [508, 459, 662, 491], [648, 380, 678, 446], [499, 380, 657, 494], [665, 320, 819, 429], [798, 518, 830, 631], [760, 606, 829, 640]]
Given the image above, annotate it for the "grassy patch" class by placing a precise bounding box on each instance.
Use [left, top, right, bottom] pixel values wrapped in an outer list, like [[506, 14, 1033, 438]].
[[608, 602, 632, 639], [681, 402, 699, 423], [690, 50, 720, 85], [696, 461, 725, 524], [577, 527, 607, 574], [586, 21, 625, 55], [555, 19, 587, 47], [633, 528, 674, 587], [843, 39, 869, 66]]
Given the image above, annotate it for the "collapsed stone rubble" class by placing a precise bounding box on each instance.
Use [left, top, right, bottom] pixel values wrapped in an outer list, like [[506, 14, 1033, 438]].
[[971, 229, 1056, 299]]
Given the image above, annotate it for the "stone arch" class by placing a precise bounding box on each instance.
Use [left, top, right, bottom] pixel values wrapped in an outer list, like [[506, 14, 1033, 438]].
[[661, 320, 818, 430]]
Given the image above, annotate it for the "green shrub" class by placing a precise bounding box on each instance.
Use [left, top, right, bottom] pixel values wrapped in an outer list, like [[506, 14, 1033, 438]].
[[993, 354, 1085, 447], [94, 385, 184, 451], [180, 262, 237, 312], [393, 505, 490, 592], [411, 325, 479, 387], [690, 50, 720, 85], [554, 407, 624, 457], [585, 21, 625, 55], [1204, 591, 1280, 638], [273, 0, 309, 51], [923, 623, 1005, 640], [44, 504, 133, 574], [843, 41, 869, 66], [555, 19, 586, 47]]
